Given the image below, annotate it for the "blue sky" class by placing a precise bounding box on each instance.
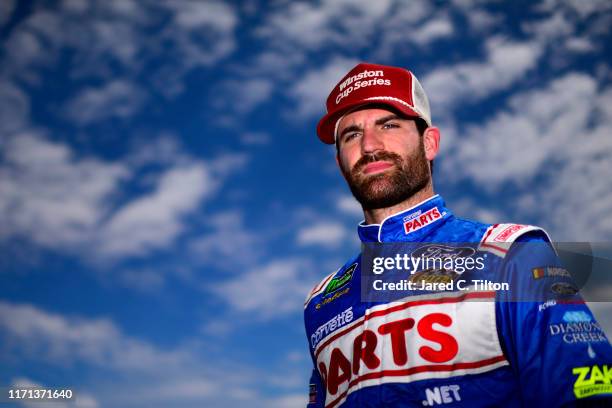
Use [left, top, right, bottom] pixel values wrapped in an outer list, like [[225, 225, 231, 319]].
[[1, 0, 611, 407]]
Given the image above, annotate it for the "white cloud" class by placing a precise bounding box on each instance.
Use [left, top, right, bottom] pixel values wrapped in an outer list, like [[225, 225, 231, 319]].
[[449, 198, 504, 225], [463, 9, 502, 33], [214, 78, 274, 115], [241, 50, 307, 79], [564, 37, 596, 53], [0, 302, 304, 408], [523, 11, 573, 42], [98, 163, 212, 258], [241, 131, 271, 145], [3, 0, 238, 98], [64, 80, 145, 125], [423, 36, 542, 113], [125, 134, 184, 167], [256, 0, 393, 50], [0, 132, 127, 248], [0, 302, 184, 372], [297, 222, 347, 247], [207, 152, 249, 176], [285, 350, 306, 363], [0, 80, 30, 132], [152, 378, 215, 399], [267, 393, 307, 408], [444, 73, 597, 184], [410, 14, 454, 45], [0, 0, 15, 29], [170, 1, 236, 31], [2, 29, 50, 86], [222, 0, 456, 122], [538, 0, 612, 18], [523, 2, 610, 62], [0, 133, 242, 261], [337, 195, 363, 217], [118, 268, 166, 292], [153, 1, 237, 96], [0, 300, 305, 408], [441, 72, 612, 240], [213, 259, 315, 318], [371, 2, 448, 59], [189, 210, 261, 271], [288, 57, 359, 119]]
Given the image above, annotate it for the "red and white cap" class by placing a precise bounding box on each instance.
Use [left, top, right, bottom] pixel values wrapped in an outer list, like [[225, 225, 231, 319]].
[[316, 62, 432, 144]]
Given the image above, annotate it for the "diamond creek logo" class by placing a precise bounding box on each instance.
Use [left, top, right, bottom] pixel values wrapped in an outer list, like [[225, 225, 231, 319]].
[[324, 263, 357, 296]]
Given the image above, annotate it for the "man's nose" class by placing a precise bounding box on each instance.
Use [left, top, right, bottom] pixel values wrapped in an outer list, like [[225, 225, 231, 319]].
[[361, 126, 384, 154]]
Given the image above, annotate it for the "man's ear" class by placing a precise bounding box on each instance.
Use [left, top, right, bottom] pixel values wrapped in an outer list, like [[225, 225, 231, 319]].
[[423, 126, 441, 161], [335, 153, 348, 180]]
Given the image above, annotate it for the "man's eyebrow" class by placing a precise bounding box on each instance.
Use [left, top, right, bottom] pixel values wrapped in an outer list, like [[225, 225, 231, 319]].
[[374, 114, 404, 126], [339, 114, 407, 140], [339, 124, 362, 140]]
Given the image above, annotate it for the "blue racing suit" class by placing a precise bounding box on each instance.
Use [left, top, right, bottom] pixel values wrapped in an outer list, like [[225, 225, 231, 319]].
[[304, 195, 612, 407]]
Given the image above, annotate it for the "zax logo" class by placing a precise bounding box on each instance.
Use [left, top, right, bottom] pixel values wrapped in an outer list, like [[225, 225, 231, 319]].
[[572, 365, 612, 399], [423, 385, 461, 406]]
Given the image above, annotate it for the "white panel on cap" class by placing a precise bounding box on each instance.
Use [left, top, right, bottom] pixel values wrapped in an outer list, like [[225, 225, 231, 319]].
[[411, 75, 432, 126]]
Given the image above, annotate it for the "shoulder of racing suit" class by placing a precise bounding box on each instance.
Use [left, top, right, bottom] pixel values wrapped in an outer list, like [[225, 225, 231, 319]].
[[478, 223, 553, 258], [304, 254, 361, 309]]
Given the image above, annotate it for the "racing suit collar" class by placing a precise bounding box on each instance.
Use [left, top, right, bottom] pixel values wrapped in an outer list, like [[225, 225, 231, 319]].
[[357, 194, 451, 243]]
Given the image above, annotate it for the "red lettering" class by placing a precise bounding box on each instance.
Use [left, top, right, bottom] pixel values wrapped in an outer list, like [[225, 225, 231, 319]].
[[417, 313, 458, 363], [327, 348, 352, 395], [352, 329, 380, 375], [378, 318, 415, 365], [404, 208, 442, 234], [318, 361, 328, 386]]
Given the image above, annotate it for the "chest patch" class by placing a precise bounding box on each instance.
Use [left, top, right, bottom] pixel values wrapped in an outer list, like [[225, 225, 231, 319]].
[[314, 291, 508, 408]]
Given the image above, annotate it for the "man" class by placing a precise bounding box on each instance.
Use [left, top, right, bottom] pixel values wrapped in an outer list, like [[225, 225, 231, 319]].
[[303, 63, 612, 407]]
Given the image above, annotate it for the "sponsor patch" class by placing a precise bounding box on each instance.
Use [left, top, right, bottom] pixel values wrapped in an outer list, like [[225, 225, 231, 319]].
[[403, 207, 442, 234], [563, 311, 593, 323], [551, 282, 579, 297], [549, 321, 608, 345], [411, 244, 476, 261], [493, 224, 525, 242], [532, 266, 571, 280], [538, 299, 557, 312], [311, 307, 354, 349], [309, 383, 317, 403], [409, 268, 458, 285], [316, 287, 350, 310], [423, 385, 461, 406], [315, 291, 507, 408], [324, 263, 357, 296], [572, 365, 612, 399]]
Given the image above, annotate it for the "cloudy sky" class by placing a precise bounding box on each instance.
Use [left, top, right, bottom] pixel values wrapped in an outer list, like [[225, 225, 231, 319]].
[[1, 0, 611, 407]]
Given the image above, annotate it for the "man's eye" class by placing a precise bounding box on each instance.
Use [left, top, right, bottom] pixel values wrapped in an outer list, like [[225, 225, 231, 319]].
[[382, 122, 399, 129], [344, 132, 359, 142]]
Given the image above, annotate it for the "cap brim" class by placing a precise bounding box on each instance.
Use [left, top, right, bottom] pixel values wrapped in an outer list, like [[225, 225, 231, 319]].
[[316, 99, 423, 144]]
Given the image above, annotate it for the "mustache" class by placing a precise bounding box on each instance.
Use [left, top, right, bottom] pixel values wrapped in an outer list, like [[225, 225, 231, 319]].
[[352, 151, 403, 174]]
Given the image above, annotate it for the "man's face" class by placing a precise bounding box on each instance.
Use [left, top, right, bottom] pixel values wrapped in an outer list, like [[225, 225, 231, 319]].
[[336, 107, 431, 210]]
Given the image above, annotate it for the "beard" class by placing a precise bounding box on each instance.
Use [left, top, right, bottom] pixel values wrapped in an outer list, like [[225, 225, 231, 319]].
[[340, 141, 430, 211]]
